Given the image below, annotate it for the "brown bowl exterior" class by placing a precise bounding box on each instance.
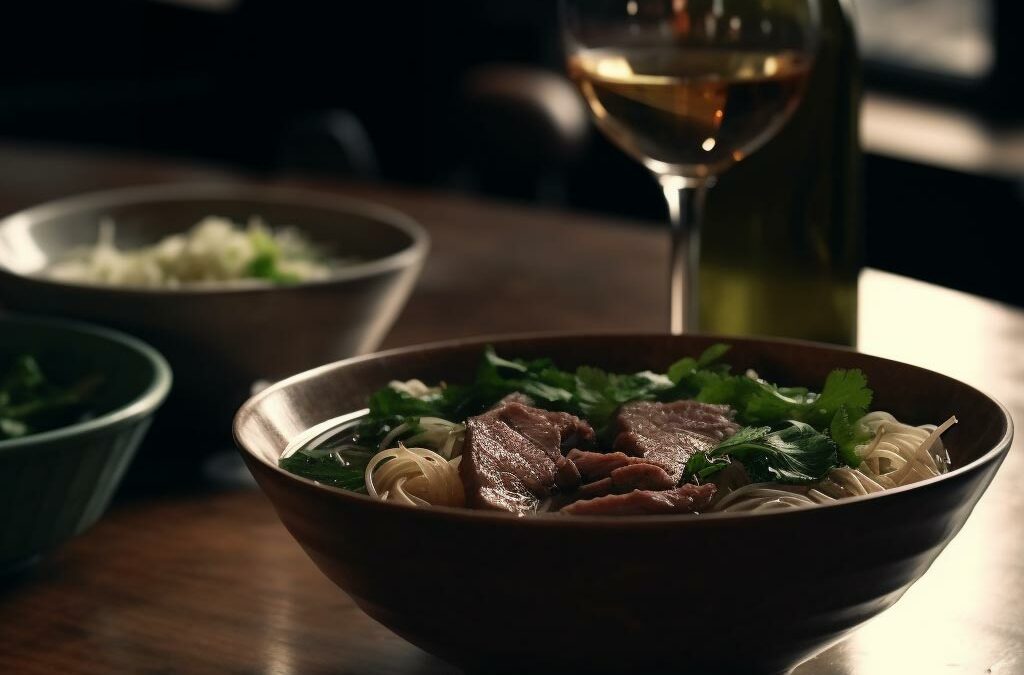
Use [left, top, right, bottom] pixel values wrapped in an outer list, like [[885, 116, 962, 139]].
[[234, 334, 1012, 674], [0, 184, 428, 467]]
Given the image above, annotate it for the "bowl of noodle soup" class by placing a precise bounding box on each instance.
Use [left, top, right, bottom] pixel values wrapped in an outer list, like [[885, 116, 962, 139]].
[[234, 334, 1012, 674]]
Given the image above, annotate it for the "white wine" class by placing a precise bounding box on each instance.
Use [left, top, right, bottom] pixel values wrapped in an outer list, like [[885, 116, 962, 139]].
[[568, 48, 811, 176]]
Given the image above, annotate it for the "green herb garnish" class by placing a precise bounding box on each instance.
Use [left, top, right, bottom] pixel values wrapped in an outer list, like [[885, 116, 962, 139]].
[[470, 347, 675, 439], [247, 229, 301, 284], [0, 355, 101, 441], [349, 347, 676, 448], [278, 451, 368, 492], [668, 346, 873, 432], [686, 421, 839, 484], [829, 404, 875, 467]]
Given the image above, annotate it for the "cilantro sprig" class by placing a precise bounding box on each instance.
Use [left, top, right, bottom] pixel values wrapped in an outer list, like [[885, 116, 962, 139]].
[[685, 422, 839, 484], [667, 345, 873, 432]]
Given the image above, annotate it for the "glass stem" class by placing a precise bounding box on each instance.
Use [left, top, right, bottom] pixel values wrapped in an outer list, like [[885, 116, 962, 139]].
[[661, 175, 711, 335]]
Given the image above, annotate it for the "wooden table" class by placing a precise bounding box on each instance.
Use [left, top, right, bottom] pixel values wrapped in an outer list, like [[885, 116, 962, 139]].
[[1, 144, 1021, 674]]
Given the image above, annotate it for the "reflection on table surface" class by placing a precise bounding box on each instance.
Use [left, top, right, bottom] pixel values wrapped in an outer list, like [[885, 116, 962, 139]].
[[810, 269, 1024, 675]]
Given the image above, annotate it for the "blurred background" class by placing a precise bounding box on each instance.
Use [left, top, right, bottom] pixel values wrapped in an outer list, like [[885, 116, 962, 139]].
[[0, 0, 1019, 306]]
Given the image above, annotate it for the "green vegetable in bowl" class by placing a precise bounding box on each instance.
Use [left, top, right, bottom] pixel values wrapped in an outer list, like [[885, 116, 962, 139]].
[[0, 355, 101, 441], [278, 451, 369, 492], [350, 346, 677, 447], [283, 344, 878, 495], [666, 345, 873, 431], [685, 422, 840, 484]]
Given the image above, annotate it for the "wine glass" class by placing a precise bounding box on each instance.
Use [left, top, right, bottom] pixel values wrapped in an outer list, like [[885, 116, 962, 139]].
[[562, 0, 820, 334]]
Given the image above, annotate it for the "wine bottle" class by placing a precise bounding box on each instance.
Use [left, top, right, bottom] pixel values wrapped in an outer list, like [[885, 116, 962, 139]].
[[697, 0, 861, 346]]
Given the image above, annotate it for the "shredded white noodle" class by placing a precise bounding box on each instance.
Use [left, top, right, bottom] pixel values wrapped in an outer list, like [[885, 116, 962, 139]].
[[365, 444, 465, 507], [363, 401, 468, 507], [712, 412, 957, 512], [378, 417, 466, 460]]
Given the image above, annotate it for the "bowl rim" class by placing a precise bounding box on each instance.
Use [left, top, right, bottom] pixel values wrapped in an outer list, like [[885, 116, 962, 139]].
[[233, 331, 1015, 525], [0, 182, 430, 296], [0, 314, 173, 452]]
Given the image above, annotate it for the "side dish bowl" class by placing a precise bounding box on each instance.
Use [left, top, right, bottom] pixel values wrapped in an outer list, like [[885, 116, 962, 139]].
[[0, 315, 171, 574], [0, 183, 428, 471], [233, 334, 1012, 674]]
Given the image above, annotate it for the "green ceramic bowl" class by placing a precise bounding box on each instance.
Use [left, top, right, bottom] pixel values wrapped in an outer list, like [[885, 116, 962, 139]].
[[0, 315, 171, 573]]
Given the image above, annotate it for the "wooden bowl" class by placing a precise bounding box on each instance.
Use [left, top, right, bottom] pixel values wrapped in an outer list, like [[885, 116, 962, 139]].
[[233, 334, 1012, 674]]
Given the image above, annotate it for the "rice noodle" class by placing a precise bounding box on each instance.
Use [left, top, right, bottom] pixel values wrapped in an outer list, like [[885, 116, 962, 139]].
[[713, 485, 816, 512], [377, 417, 466, 460], [365, 444, 465, 507], [712, 412, 957, 512]]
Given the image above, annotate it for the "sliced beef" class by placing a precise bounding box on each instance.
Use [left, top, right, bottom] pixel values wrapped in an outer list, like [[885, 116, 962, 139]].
[[561, 483, 717, 516], [489, 399, 596, 453], [554, 456, 582, 490], [566, 449, 657, 482], [538, 409, 595, 450], [575, 478, 614, 499], [460, 403, 594, 514], [574, 463, 676, 499], [610, 463, 676, 491], [490, 403, 594, 460], [613, 401, 740, 483]]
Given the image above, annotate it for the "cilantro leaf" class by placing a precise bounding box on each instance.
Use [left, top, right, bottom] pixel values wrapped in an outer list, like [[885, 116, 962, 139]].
[[829, 404, 874, 467], [573, 366, 674, 437], [278, 452, 368, 491], [692, 421, 839, 484], [697, 343, 732, 369], [672, 352, 873, 434], [476, 347, 574, 406], [355, 386, 455, 447], [806, 369, 873, 429], [667, 343, 732, 384], [365, 386, 446, 418], [683, 451, 732, 482]]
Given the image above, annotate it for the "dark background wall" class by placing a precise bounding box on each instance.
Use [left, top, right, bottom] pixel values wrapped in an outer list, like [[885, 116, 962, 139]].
[[0, 0, 1018, 306]]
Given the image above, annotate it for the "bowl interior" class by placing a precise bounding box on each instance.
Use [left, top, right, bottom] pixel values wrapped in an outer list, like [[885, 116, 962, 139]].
[[234, 334, 1012, 673], [0, 316, 168, 450], [238, 334, 1010, 491], [0, 184, 420, 277]]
